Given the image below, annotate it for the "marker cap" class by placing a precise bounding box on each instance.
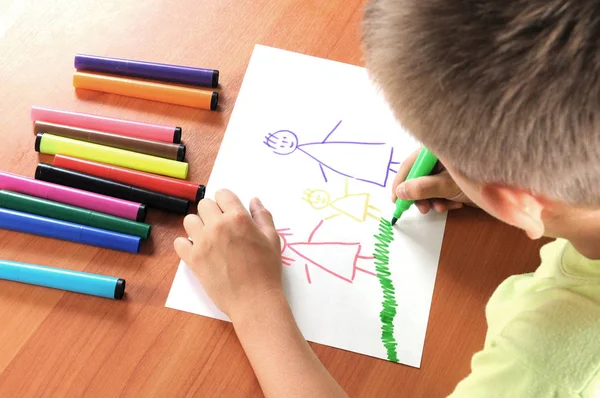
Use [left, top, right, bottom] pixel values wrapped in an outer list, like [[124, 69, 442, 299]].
[[174, 127, 182, 144], [34, 133, 42, 152], [114, 279, 126, 299], [196, 185, 206, 202], [212, 70, 219, 88], [177, 145, 186, 162], [211, 92, 218, 111]]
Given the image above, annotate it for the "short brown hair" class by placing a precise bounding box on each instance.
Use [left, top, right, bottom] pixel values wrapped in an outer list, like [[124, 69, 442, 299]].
[[363, 0, 600, 206]]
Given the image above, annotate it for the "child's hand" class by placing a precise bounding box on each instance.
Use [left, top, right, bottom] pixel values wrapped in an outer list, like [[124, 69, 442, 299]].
[[392, 149, 474, 213], [174, 190, 283, 321]]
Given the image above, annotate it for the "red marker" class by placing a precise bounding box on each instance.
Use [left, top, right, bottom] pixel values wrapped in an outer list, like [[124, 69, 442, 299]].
[[53, 155, 205, 202]]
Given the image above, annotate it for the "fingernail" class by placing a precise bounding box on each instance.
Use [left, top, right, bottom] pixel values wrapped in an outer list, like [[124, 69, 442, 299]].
[[254, 197, 264, 207], [396, 183, 408, 199]]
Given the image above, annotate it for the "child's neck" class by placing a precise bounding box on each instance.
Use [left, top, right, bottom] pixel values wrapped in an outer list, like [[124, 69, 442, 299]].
[[550, 208, 600, 260], [570, 236, 600, 260]]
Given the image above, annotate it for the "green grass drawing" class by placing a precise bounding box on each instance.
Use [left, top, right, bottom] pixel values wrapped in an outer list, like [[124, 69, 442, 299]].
[[373, 218, 399, 362]]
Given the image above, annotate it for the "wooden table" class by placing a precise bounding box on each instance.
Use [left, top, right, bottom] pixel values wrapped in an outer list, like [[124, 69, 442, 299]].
[[0, 1, 548, 396]]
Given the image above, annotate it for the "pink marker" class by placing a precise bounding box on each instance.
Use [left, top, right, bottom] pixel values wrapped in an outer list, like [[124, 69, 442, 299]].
[[0, 171, 146, 222], [31, 106, 182, 144]]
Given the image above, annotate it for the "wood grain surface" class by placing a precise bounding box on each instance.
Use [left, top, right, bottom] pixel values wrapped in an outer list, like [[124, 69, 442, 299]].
[[0, 1, 548, 396]]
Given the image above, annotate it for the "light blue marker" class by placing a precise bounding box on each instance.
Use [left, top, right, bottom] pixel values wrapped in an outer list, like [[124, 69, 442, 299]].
[[0, 260, 125, 300]]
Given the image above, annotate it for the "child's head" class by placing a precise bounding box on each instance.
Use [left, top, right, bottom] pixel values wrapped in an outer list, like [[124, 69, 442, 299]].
[[363, 0, 600, 239]]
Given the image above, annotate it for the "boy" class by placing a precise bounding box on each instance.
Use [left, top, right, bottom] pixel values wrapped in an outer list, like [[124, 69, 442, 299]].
[[174, 0, 600, 396]]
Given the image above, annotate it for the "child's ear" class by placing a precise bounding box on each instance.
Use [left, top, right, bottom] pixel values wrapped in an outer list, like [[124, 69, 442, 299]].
[[480, 184, 545, 239]]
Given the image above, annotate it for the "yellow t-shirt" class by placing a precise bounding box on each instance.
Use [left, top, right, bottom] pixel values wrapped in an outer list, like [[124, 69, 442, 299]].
[[450, 239, 600, 398]]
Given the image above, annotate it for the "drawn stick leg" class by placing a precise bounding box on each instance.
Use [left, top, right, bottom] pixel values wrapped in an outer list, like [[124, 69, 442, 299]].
[[355, 250, 376, 276], [355, 267, 377, 276], [308, 220, 325, 243], [305, 264, 312, 284], [319, 164, 328, 182]]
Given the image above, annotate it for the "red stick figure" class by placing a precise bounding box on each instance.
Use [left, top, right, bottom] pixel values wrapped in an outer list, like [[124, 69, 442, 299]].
[[277, 220, 375, 284]]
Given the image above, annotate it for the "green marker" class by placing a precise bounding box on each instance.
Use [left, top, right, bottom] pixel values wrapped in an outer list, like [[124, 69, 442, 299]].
[[391, 147, 438, 226], [0, 190, 151, 239]]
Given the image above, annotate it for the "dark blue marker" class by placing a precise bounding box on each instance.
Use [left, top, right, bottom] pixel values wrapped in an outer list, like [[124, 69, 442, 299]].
[[0, 208, 141, 253]]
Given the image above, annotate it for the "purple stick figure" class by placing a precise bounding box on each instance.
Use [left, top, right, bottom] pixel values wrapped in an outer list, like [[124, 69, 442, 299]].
[[264, 120, 399, 187]]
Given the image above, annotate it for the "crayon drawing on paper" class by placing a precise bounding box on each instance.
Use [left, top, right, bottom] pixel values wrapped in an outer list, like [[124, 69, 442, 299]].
[[166, 45, 447, 367]]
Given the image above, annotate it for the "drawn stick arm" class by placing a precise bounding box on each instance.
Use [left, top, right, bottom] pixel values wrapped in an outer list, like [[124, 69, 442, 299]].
[[322, 120, 343, 143]]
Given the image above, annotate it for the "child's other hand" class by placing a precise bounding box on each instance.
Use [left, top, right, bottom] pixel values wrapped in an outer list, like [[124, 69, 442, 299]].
[[392, 149, 474, 214], [174, 190, 283, 321]]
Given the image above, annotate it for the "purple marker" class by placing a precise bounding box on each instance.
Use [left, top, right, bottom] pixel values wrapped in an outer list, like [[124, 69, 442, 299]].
[[74, 54, 219, 88]]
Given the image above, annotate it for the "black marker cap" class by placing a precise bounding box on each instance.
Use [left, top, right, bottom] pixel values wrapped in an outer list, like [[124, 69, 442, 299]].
[[211, 70, 219, 88], [114, 278, 126, 300], [130, 187, 189, 214], [211, 92, 218, 111], [34, 165, 43, 179], [136, 204, 147, 222], [173, 127, 182, 144], [177, 144, 186, 162], [196, 185, 206, 202], [34, 133, 44, 152]]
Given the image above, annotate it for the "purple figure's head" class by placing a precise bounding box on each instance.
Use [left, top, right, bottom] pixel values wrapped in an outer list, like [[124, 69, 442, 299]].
[[264, 130, 299, 155]]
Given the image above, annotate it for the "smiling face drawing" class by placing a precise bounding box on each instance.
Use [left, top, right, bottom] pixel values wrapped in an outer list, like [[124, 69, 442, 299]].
[[303, 189, 331, 210], [264, 130, 299, 155]]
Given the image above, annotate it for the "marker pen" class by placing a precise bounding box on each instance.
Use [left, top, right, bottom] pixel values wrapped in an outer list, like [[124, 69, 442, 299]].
[[391, 147, 439, 225], [0, 170, 145, 221], [0, 259, 125, 299], [35, 163, 190, 214], [31, 106, 182, 143], [0, 208, 141, 253], [36, 133, 189, 179], [53, 156, 205, 202], [34, 121, 186, 161], [73, 72, 218, 111], [75, 54, 219, 88], [0, 190, 151, 239]]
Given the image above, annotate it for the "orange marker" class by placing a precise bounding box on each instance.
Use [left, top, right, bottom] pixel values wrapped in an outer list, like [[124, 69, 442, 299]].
[[73, 72, 218, 111]]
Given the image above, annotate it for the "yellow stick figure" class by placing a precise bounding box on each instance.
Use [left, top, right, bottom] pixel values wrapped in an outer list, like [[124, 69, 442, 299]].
[[303, 178, 381, 222]]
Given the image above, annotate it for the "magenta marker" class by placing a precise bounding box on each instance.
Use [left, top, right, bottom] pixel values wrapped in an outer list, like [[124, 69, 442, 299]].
[[31, 106, 182, 144], [0, 171, 146, 222]]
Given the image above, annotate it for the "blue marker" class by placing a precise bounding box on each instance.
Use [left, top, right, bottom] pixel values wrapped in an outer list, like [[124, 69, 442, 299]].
[[0, 208, 141, 253], [0, 259, 125, 299]]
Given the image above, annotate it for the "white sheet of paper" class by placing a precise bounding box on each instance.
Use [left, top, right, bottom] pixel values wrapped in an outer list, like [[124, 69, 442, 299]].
[[166, 45, 447, 368]]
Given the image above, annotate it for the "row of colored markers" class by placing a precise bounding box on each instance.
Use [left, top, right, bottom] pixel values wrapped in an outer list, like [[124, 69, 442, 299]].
[[0, 55, 218, 300]]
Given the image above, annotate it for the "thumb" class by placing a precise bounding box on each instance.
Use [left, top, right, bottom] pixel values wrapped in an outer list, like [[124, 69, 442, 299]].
[[174, 237, 193, 264], [249, 197, 278, 242], [391, 149, 420, 202]]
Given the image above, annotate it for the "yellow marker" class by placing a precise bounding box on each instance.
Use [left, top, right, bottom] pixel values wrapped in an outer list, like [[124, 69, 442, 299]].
[[35, 133, 188, 179]]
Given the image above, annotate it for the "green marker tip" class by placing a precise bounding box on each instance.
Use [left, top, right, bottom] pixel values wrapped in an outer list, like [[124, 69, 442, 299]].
[[391, 217, 398, 226]]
